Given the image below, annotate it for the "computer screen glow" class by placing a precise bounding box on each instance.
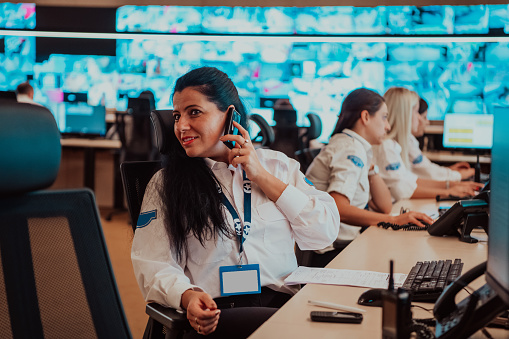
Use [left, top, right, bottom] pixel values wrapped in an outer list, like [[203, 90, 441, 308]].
[[442, 113, 493, 149]]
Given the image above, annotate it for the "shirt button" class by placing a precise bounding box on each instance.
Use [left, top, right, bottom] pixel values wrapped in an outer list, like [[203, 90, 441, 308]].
[[134, 250, 141, 256]]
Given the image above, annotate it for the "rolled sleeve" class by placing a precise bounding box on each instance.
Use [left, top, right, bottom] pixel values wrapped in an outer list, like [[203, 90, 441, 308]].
[[276, 157, 340, 251], [275, 184, 310, 223]]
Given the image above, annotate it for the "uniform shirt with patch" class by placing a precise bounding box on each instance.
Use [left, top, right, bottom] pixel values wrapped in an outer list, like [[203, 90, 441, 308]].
[[131, 148, 340, 309], [373, 139, 418, 201], [408, 136, 461, 182], [306, 129, 372, 243]]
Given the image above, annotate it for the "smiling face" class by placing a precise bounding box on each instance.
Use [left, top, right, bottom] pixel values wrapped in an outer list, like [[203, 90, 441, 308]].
[[365, 102, 391, 145], [172, 87, 229, 162]]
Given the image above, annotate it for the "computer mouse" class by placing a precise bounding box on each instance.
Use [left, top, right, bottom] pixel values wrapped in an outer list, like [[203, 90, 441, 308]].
[[357, 288, 385, 307]]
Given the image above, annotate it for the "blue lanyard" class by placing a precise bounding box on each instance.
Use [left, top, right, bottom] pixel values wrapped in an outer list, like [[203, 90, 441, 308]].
[[218, 171, 251, 259]]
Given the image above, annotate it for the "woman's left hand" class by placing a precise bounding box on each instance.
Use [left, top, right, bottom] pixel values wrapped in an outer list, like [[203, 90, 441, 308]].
[[220, 121, 267, 183]]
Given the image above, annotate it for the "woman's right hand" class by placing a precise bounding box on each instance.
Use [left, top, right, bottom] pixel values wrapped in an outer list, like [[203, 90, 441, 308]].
[[390, 211, 434, 227], [448, 181, 484, 197], [182, 290, 221, 335]]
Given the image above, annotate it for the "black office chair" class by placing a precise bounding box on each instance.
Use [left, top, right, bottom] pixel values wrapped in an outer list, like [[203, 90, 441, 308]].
[[248, 113, 275, 148], [298, 112, 322, 151], [294, 147, 322, 174], [120, 109, 191, 339], [118, 97, 159, 163], [121, 160, 162, 230], [0, 101, 133, 338], [107, 97, 159, 221]]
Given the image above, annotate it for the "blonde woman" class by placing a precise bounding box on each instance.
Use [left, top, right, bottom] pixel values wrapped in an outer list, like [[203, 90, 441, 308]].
[[372, 87, 482, 201]]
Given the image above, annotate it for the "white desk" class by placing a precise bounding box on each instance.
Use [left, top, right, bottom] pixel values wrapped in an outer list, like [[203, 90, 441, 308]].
[[423, 150, 491, 165], [249, 199, 503, 338]]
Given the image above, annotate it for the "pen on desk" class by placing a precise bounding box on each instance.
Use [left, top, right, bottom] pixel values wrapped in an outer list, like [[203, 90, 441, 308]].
[[308, 300, 366, 313]]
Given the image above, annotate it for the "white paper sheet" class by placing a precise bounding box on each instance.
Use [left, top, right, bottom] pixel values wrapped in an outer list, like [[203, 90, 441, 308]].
[[284, 266, 407, 289]]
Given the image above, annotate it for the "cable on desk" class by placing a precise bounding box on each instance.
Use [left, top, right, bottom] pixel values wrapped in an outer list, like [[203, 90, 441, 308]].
[[411, 320, 436, 339], [377, 221, 430, 231], [411, 305, 434, 314]]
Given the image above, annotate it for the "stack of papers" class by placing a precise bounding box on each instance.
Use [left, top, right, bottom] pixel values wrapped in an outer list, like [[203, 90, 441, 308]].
[[284, 266, 407, 289]]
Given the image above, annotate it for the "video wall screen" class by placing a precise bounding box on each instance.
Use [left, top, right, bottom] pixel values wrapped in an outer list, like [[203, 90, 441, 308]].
[[2, 4, 509, 142]]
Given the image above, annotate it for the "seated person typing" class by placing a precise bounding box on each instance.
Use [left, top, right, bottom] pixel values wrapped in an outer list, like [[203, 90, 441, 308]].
[[131, 67, 340, 338], [306, 89, 433, 267], [372, 87, 482, 201]]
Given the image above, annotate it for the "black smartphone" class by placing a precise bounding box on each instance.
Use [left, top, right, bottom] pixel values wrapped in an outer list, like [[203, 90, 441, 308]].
[[223, 106, 241, 149], [310, 311, 363, 324]]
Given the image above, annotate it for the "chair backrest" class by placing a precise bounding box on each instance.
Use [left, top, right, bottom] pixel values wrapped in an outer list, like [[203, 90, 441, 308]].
[[150, 109, 174, 155], [0, 101, 132, 338], [120, 160, 162, 231], [248, 113, 275, 148], [117, 97, 158, 162], [298, 112, 323, 151], [295, 147, 322, 174], [306, 112, 322, 142]]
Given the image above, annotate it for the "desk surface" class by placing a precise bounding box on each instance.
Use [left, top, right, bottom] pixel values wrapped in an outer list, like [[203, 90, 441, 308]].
[[250, 199, 498, 338], [60, 137, 121, 149], [424, 150, 491, 164]]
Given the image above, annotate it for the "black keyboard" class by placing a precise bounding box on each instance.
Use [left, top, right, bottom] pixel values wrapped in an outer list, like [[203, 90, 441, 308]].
[[377, 221, 431, 231], [402, 259, 463, 303]]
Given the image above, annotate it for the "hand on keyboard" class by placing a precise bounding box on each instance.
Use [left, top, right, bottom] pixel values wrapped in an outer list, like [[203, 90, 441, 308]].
[[378, 221, 431, 231], [390, 211, 434, 228]]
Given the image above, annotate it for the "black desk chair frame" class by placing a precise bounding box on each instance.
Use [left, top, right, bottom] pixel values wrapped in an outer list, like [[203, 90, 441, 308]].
[[0, 101, 132, 338], [120, 109, 192, 339]]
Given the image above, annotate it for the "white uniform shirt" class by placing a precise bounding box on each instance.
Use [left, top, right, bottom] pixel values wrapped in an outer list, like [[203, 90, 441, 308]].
[[131, 148, 339, 309], [373, 139, 418, 201], [16, 94, 43, 106], [306, 129, 371, 243], [408, 136, 461, 181]]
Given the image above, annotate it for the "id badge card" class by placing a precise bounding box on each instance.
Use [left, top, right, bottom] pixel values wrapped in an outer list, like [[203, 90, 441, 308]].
[[219, 264, 261, 296]]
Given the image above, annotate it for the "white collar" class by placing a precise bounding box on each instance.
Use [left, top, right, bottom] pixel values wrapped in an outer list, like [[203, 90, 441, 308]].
[[342, 128, 372, 154]]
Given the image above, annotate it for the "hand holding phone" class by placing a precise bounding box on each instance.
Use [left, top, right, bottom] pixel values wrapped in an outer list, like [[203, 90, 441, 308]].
[[310, 311, 363, 324], [223, 106, 241, 149]]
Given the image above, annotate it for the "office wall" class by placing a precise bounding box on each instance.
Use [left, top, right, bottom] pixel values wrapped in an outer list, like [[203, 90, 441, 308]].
[[31, 0, 509, 8]]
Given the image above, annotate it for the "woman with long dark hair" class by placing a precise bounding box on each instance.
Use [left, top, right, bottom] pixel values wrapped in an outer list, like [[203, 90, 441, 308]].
[[305, 88, 433, 266], [131, 67, 339, 338]]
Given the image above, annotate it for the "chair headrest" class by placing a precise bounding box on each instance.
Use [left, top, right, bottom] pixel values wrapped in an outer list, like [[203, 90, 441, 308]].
[[150, 110, 174, 155], [306, 113, 322, 140], [248, 114, 275, 147], [0, 102, 61, 196]]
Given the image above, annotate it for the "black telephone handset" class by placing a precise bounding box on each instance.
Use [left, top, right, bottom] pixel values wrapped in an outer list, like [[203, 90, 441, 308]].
[[433, 261, 487, 322], [433, 261, 508, 338], [222, 106, 241, 149]]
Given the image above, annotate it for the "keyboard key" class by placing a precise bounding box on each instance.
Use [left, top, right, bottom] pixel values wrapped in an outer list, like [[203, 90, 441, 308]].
[[403, 258, 463, 302]]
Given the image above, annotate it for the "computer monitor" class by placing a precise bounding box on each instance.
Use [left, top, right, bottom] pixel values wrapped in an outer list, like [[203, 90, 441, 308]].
[[0, 91, 17, 101], [485, 106, 509, 305], [63, 92, 88, 103], [433, 107, 509, 338], [60, 103, 106, 137], [442, 113, 493, 150]]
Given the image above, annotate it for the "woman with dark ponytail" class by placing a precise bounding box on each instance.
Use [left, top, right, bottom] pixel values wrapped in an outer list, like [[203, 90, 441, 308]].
[[132, 67, 339, 338], [305, 88, 433, 267]]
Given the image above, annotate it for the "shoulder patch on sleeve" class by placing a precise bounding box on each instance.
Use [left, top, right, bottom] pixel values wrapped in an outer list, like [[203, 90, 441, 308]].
[[304, 177, 314, 186], [412, 154, 423, 164], [136, 209, 157, 229], [347, 155, 364, 168], [385, 162, 401, 171]]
